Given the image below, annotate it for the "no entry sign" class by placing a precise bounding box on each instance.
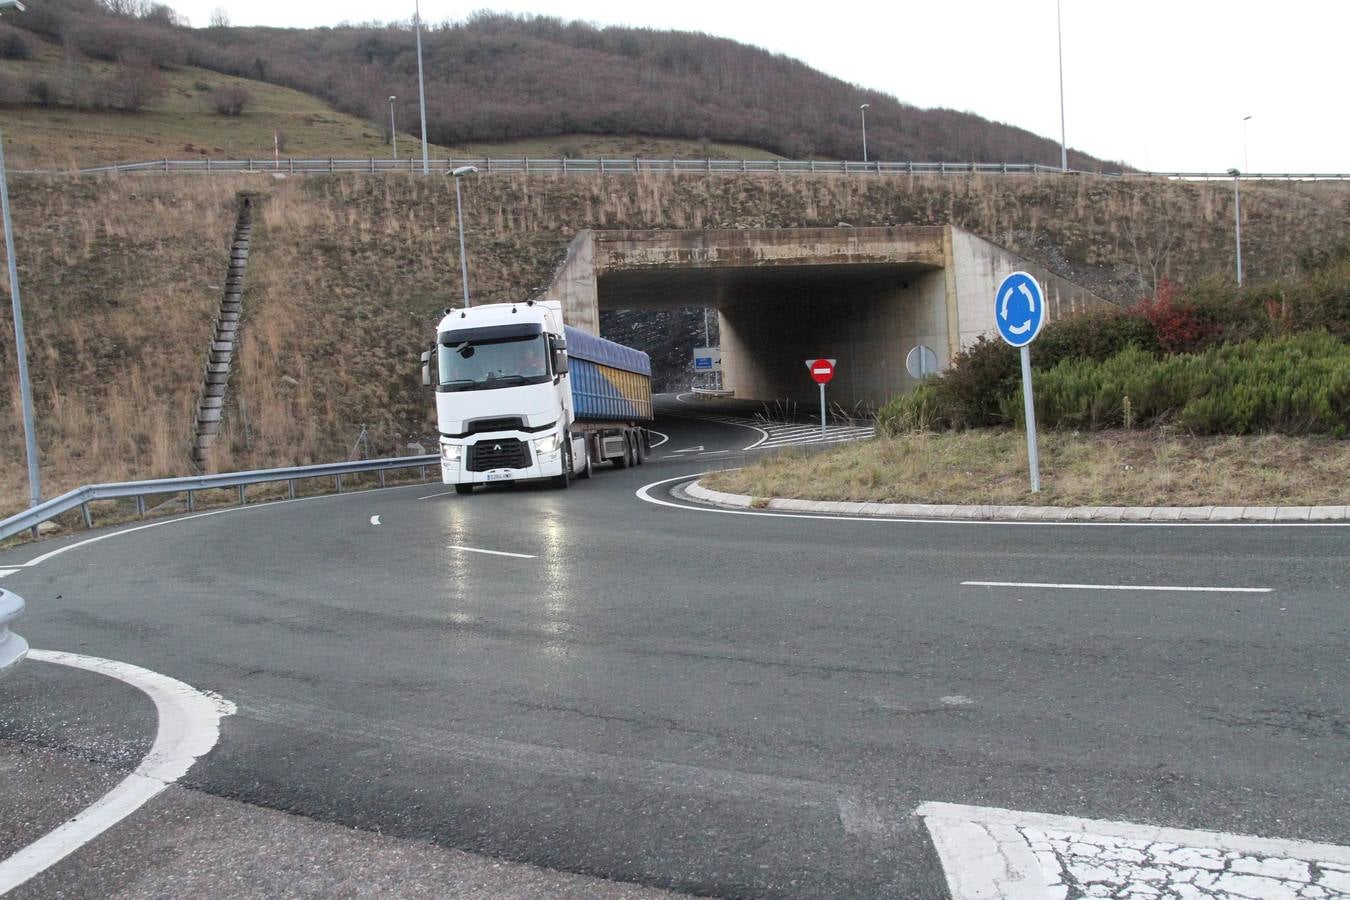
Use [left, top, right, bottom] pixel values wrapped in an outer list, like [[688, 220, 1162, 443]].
[[806, 358, 836, 384]]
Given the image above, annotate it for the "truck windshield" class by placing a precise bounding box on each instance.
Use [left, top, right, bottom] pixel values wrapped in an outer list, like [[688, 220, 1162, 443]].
[[438, 334, 550, 391]]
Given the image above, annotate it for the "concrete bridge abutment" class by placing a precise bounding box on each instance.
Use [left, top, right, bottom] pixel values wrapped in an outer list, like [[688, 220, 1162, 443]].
[[541, 225, 1110, 409]]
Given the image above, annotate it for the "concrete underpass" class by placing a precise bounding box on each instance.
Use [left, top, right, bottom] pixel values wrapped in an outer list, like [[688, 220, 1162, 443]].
[[543, 225, 1111, 407]]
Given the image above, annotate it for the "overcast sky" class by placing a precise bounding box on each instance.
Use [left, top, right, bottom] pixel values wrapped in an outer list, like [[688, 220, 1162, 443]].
[[166, 0, 1346, 173]]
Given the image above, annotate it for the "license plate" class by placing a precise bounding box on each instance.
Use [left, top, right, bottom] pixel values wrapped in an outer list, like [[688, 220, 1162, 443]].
[[485, 471, 513, 481]]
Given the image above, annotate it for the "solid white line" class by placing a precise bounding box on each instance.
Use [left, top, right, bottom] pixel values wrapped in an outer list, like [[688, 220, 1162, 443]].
[[962, 580, 1272, 593], [633, 473, 1350, 528], [415, 489, 459, 501], [0, 650, 235, 894], [446, 545, 536, 559], [661, 410, 770, 451], [18, 481, 435, 569], [647, 429, 670, 449]]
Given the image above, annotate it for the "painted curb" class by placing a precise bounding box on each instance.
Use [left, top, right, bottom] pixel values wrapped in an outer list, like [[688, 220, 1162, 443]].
[[683, 481, 1350, 523]]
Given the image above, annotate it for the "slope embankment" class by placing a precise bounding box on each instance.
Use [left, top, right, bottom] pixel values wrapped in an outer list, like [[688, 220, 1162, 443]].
[[2, 172, 1347, 515]]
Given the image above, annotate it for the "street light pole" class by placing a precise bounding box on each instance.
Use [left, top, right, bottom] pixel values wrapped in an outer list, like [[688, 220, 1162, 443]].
[[452, 165, 477, 307], [1057, 0, 1068, 171], [414, 0, 430, 174], [0, 131, 41, 510], [859, 103, 869, 162], [1228, 168, 1243, 286], [388, 95, 397, 160], [1243, 114, 1252, 173]]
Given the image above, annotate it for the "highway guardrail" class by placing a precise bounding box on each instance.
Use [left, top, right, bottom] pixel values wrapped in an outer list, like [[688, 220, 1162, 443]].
[[12, 158, 1348, 181], [0, 454, 439, 543]]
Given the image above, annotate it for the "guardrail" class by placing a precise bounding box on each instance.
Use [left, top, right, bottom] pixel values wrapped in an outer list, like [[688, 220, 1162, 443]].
[[0, 588, 27, 679], [14, 157, 1348, 180], [0, 453, 439, 543]]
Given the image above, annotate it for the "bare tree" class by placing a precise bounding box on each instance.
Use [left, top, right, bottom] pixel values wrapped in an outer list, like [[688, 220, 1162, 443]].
[[209, 7, 230, 28]]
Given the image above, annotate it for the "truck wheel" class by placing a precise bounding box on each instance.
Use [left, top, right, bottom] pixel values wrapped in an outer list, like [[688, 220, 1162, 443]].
[[454, 483, 473, 495], [578, 439, 593, 479], [552, 442, 572, 489], [634, 429, 646, 465], [612, 433, 630, 469]]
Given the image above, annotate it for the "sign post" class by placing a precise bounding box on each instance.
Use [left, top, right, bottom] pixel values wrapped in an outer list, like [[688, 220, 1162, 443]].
[[993, 272, 1045, 492], [805, 358, 836, 440]]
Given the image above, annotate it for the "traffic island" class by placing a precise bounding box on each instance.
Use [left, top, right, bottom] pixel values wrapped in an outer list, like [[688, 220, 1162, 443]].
[[694, 430, 1350, 522]]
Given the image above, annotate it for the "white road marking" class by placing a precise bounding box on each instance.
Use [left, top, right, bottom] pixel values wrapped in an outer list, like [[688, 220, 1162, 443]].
[[370, 515, 381, 526], [671, 446, 705, 453], [0, 650, 235, 894], [647, 429, 670, 449], [415, 489, 459, 501], [0, 569, 19, 579], [918, 801, 1350, 900], [634, 473, 1350, 528], [14, 482, 435, 570], [962, 580, 1272, 593], [446, 545, 536, 559]]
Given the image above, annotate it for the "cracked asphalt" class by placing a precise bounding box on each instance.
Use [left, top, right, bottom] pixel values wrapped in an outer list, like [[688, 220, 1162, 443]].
[[0, 397, 1346, 897]]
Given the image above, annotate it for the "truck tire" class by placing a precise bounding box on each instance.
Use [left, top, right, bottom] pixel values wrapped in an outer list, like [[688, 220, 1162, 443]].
[[454, 483, 473, 495], [578, 439, 593, 479], [634, 429, 646, 465], [612, 432, 630, 469]]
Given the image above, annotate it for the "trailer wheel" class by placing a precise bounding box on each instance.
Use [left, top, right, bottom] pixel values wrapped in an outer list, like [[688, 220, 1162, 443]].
[[612, 433, 630, 469], [454, 483, 474, 495], [634, 429, 646, 465], [578, 438, 593, 479]]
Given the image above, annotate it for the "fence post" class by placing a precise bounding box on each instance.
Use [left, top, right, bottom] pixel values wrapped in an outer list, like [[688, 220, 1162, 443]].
[[135, 495, 146, 518], [378, 469, 386, 488], [187, 490, 195, 512], [206, 159, 212, 173], [164, 159, 170, 173], [288, 479, 296, 500], [289, 157, 294, 175], [81, 502, 93, 529], [329, 158, 334, 174], [335, 474, 343, 493], [238, 484, 246, 505], [562, 158, 568, 174]]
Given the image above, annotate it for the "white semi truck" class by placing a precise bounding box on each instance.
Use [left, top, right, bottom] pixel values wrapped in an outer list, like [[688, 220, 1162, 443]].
[[422, 300, 653, 492]]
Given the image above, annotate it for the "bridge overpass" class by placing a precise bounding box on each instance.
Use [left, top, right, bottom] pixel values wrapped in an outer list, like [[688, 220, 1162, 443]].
[[543, 225, 1111, 406]]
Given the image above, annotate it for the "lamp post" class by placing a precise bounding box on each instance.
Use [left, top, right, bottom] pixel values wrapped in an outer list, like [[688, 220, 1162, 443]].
[[1228, 168, 1243, 286], [1243, 114, 1252, 173], [452, 165, 477, 307], [859, 103, 870, 162], [0, 130, 40, 511], [388, 95, 397, 160], [414, 0, 429, 174], [1057, 0, 1067, 171]]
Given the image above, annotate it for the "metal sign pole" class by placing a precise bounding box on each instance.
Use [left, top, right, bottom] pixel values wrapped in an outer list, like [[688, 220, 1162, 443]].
[[1020, 345, 1040, 492], [0, 131, 41, 508], [819, 382, 826, 440]]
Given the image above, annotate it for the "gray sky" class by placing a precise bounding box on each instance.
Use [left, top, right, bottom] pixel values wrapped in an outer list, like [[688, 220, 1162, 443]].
[[168, 0, 1346, 173]]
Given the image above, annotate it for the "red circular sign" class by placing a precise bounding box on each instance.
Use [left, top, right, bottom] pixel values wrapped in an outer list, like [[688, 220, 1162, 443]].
[[808, 358, 835, 384]]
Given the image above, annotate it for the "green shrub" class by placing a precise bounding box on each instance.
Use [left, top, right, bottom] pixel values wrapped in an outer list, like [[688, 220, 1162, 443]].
[[877, 381, 951, 434]]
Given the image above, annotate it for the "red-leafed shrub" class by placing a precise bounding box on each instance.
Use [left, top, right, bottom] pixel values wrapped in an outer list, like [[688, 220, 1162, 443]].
[[1139, 281, 1213, 354]]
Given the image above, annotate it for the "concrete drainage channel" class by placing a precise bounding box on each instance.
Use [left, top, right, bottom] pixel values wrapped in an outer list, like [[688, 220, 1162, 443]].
[[0, 588, 28, 678]]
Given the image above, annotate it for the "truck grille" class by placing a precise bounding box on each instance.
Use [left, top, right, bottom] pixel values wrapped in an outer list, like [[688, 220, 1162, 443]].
[[467, 439, 531, 472], [467, 417, 524, 434]]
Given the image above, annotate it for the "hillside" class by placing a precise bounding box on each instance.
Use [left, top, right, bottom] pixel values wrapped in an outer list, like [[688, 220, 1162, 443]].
[[2, 171, 1346, 518], [2, 3, 1120, 169], [0, 26, 772, 168]]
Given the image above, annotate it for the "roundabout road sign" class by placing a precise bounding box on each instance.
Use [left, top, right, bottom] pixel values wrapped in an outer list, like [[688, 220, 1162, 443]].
[[995, 271, 1045, 347]]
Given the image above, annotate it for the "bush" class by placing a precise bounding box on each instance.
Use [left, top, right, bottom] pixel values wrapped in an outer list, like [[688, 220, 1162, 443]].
[[0, 28, 33, 60], [26, 77, 57, 107], [1030, 332, 1350, 435], [102, 55, 167, 111], [0, 73, 24, 107], [210, 84, 251, 115]]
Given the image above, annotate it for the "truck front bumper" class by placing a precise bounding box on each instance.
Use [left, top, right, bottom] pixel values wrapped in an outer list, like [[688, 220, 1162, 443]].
[[440, 434, 564, 486]]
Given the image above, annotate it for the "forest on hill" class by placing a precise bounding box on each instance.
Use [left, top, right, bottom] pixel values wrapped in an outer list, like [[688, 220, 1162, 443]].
[[1, 1, 1122, 168]]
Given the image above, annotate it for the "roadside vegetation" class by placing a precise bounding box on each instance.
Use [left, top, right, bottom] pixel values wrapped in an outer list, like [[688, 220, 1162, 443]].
[[714, 256, 1350, 507]]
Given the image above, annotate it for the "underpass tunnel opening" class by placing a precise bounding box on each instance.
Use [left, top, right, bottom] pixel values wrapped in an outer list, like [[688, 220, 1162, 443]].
[[597, 261, 948, 409]]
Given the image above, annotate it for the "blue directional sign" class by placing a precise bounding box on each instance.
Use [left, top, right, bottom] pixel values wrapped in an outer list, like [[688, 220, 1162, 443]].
[[994, 271, 1045, 347]]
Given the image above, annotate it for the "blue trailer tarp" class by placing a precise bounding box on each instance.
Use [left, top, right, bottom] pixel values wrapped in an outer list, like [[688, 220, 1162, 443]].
[[564, 326, 651, 377]]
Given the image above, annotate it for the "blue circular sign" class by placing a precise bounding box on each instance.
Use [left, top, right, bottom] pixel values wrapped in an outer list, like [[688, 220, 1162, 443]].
[[994, 271, 1045, 347]]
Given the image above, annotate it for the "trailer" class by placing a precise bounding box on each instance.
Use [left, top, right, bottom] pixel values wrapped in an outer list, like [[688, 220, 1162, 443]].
[[423, 300, 652, 491]]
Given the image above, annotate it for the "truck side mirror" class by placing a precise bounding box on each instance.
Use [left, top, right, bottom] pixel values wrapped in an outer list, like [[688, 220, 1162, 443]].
[[551, 338, 568, 375], [420, 348, 433, 387]]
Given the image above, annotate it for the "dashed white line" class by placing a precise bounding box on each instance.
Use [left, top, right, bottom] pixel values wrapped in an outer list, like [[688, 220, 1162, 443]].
[[446, 545, 536, 559], [0, 650, 235, 894], [415, 489, 459, 501], [962, 580, 1272, 593], [370, 515, 382, 526]]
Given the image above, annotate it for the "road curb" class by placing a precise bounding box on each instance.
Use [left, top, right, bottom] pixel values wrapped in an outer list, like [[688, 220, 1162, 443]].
[[682, 481, 1350, 523]]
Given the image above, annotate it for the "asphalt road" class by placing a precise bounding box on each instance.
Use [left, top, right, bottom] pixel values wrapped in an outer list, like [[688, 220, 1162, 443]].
[[1, 396, 1346, 897]]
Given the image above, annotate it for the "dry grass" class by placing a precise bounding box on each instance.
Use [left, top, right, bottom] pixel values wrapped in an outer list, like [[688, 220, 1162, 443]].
[[705, 430, 1350, 508], [2, 171, 1347, 518]]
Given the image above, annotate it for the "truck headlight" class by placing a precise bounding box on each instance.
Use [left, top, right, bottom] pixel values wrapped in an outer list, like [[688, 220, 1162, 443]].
[[440, 443, 462, 463], [533, 432, 563, 455]]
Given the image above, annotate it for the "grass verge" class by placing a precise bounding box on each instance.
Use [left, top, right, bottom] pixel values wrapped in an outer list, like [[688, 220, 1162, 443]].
[[703, 430, 1350, 508]]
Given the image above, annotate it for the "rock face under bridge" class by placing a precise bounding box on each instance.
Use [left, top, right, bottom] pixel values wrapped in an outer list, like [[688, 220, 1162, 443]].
[[542, 225, 1111, 408]]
